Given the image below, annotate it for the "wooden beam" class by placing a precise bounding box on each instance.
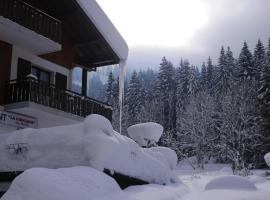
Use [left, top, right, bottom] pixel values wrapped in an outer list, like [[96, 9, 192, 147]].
[[81, 68, 88, 97]]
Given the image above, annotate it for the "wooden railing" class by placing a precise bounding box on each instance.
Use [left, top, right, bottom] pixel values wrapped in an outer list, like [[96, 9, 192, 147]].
[[5, 78, 112, 121], [0, 0, 62, 43]]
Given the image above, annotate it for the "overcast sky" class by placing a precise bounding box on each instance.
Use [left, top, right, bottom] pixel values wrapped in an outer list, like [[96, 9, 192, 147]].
[[97, 0, 270, 70]]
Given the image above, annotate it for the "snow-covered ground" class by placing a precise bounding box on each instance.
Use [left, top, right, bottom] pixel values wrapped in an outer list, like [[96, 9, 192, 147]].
[[1, 114, 270, 200], [2, 164, 270, 200]]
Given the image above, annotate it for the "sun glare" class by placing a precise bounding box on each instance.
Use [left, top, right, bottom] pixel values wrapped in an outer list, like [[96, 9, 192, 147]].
[[96, 0, 208, 47]]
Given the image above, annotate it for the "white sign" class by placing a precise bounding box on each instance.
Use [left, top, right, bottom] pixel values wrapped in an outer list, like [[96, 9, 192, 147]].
[[0, 111, 38, 129]]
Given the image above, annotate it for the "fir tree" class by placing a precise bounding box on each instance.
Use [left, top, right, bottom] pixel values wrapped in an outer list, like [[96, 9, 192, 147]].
[[238, 42, 254, 79], [200, 61, 207, 90], [126, 71, 144, 126], [105, 71, 115, 105], [156, 57, 176, 130], [254, 39, 266, 79], [215, 46, 233, 96], [206, 57, 214, 89]]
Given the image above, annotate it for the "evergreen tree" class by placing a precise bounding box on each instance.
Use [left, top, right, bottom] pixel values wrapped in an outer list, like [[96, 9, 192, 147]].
[[238, 42, 254, 79], [258, 38, 270, 154], [206, 57, 214, 89], [254, 39, 266, 79], [156, 57, 176, 130], [215, 46, 233, 96], [126, 71, 144, 126], [225, 46, 235, 76], [105, 71, 115, 105], [201, 61, 207, 90]]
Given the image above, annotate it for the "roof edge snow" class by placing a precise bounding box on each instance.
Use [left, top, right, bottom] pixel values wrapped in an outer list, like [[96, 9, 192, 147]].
[[76, 0, 129, 62]]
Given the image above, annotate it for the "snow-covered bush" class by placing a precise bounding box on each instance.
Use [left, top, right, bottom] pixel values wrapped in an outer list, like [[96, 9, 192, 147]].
[[264, 153, 270, 167], [127, 122, 163, 147], [205, 176, 257, 191]]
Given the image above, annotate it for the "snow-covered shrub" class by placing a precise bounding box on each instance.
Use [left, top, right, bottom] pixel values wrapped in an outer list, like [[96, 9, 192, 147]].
[[264, 153, 270, 167], [127, 122, 163, 147], [205, 176, 257, 191]]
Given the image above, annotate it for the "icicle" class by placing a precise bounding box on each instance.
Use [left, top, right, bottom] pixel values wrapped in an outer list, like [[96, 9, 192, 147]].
[[119, 60, 126, 134]]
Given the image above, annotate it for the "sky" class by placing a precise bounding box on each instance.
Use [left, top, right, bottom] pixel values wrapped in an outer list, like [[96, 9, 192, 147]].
[[96, 0, 270, 70]]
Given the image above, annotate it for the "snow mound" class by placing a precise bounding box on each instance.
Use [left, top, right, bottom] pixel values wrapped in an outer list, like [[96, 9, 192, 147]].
[[1, 167, 120, 200], [148, 147, 178, 170], [0, 114, 176, 184], [127, 122, 163, 147], [84, 114, 114, 136], [264, 153, 270, 167], [205, 176, 257, 191]]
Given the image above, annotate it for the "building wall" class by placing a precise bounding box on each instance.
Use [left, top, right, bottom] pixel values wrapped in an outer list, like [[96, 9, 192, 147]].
[[40, 33, 75, 70], [0, 40, 12, 105], [10, 46, 71, 88]]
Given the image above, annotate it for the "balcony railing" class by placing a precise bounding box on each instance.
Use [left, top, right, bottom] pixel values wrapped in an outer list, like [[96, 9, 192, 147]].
[[0, 0, 62, 43], [5, 78, 112, 121]]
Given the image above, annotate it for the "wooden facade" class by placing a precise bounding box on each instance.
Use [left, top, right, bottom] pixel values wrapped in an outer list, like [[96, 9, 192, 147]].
[[0, 0, 117, 120], [40, 33, 75, 70]]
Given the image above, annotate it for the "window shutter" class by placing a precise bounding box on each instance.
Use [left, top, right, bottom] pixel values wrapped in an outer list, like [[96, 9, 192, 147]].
[[55, 72, 67, 90], [17, 58, 31, 79]]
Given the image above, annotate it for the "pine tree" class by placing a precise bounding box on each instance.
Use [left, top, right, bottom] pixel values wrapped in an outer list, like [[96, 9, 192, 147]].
[[105, 71, 115, 105], [258, 38, 270, 154], [206, 57, 214, 89], [126, 71, 144, 126], [254, 39, 266, 79], [225, 46, 235, 76], [156, 57, 176, 130], [238, 42, 254, 79], [201, 61, 207, 90], [215, 46, 233, 96]]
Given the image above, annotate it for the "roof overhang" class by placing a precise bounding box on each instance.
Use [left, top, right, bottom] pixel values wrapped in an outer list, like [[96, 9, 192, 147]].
[[23, 0, 129, 68], [76, 0, 129, 62]]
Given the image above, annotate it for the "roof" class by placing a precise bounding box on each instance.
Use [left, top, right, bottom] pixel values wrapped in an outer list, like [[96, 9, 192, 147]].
[[76, 0, 129, 62], [22, 0, 129, 68]]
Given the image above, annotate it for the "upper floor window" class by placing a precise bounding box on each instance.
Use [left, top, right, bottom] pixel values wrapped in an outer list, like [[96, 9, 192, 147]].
[[31, 66, 50, 83]]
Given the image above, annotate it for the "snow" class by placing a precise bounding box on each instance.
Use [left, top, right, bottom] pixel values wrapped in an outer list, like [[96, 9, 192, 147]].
[[148, 147, 178, 170], [2, 165, 270, 200], [25, 74, 38, 80], [83, 114, 114, 136], [76, 0, 129, 61], [204, 176, 257, 191], [1, 167, 188, 200], [1, 167, 121, 200], [264, 152, 270, 167], [0, 114, 176, 184], [127, 122, 163, 147]]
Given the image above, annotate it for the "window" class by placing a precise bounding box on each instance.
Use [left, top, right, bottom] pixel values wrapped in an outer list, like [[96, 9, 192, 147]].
[[17, 58, 50, 84], [31, 66, 50, 83]]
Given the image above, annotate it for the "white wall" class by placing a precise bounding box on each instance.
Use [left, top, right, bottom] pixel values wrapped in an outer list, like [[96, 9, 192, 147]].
[[10, 46, 71, 88]]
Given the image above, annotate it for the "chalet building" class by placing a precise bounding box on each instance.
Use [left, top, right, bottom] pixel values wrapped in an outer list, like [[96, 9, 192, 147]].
[[0, 0, 129, 133]]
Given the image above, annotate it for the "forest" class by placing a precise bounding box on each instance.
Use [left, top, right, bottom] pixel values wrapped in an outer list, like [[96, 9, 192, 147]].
[[87, 38, 270, 174]]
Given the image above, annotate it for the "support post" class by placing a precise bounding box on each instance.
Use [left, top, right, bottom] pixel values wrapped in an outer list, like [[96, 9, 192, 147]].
[[82, 68, 88, 97]]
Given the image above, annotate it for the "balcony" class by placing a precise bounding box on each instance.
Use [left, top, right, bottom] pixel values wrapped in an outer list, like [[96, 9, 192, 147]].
[[0, 0, 62, 54], [4, 78, 112, 127]]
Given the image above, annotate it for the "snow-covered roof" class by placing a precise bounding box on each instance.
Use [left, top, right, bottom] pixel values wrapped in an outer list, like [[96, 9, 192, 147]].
[[76, 0, 129, 62]]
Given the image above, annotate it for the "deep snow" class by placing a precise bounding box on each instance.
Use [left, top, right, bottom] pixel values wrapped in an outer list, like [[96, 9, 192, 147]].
[[127, 122, 163, 147], [0, 115, 177, 184], [2, 165, 270, 200]]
